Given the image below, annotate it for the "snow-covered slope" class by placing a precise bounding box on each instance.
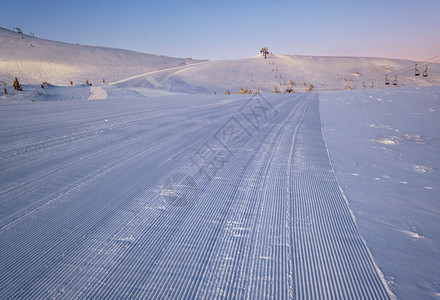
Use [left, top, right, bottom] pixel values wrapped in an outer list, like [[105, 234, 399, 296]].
[[132, 54, 440, 94], [320, 87, 440, 299], [2, 88, 438, 298], [0, 93, 393, 299], [0, 27, 203, 85], [2, 26, 439, 96]]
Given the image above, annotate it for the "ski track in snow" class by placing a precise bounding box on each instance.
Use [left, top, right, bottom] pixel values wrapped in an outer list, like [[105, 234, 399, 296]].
[[88, 86, 108, 100], [108, 61, 210, 86], [0, 94, 391, 299]]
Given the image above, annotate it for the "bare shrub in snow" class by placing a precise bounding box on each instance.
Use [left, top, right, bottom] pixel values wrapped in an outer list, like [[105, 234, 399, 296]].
[[13, 77, 22, 91], [238, 87, 252, 94]]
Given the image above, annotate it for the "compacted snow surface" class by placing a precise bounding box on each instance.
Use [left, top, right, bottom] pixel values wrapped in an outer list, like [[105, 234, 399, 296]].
[[0, 92, 392, 299], [1, 26, 439, 299], [2, 86, 438, 299]]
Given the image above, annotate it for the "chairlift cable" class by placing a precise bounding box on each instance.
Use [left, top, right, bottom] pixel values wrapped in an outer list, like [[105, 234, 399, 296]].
[[363, 55, 440, 87]]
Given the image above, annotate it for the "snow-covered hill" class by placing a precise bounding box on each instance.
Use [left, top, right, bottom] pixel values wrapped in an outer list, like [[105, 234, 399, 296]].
[[0, 27, 203, 86], [1, 26, 439, 97], [129, 54, 440, 94]]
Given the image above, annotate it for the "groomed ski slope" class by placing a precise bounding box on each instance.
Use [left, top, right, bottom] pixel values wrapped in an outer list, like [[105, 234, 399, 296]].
[[0, 93, 392, 299]]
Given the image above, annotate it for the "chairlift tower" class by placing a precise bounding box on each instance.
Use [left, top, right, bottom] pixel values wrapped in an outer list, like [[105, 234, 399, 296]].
[[14, 27, 23, 39], [260, 47, 269, 59]]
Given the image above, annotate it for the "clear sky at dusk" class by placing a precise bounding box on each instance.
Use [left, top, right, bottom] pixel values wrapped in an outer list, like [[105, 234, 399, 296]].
[[2, 0, 440, 61]]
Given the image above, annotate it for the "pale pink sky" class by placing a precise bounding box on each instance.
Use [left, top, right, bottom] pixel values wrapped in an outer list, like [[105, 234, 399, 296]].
[[2, 0, 440, 61]]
